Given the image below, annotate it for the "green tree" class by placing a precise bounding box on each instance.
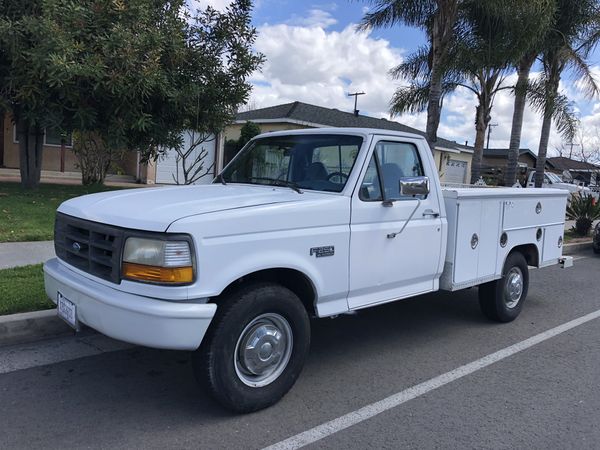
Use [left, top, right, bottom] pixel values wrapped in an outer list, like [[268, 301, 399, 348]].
[[0, 0, 262, 187], [529, 0, 600, 187], [360, 0, 460, 151], [238, 121, 262, 147], [504, 1, 556, 187], [456, 0, 555, 183]]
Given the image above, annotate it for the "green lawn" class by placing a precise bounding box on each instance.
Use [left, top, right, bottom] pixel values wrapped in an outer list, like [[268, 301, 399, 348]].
[[0, 182, 124, 242], [0, 264, 54, 315]]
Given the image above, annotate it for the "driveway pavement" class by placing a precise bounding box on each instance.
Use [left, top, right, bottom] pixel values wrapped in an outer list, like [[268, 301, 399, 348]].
[[0, 241, 55, 269]]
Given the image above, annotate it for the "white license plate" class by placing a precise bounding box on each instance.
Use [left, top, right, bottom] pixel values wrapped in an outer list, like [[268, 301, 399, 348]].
[[57, 292, 79, 330]]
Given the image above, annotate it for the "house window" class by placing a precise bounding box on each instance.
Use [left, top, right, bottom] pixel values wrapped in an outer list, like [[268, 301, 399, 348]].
[[12, 125, 73, 147], [45, 128, 73, 147]]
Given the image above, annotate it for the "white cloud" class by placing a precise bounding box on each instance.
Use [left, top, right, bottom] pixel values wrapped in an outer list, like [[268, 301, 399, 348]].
[[187, 0, 233, 11], [286, 9, 338, 29], [250, 22, 403, 119]]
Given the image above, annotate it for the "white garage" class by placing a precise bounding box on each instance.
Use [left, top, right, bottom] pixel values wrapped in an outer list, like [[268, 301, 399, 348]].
[[444, 159, 468, 184], [155, 130, 217, 185]]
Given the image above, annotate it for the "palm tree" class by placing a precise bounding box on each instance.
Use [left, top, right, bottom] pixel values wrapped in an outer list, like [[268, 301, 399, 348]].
[[389, 0, 553, 183], [504, 50, 539, 187], [529, 0, 600, 187], [359, 0, 460, 151]]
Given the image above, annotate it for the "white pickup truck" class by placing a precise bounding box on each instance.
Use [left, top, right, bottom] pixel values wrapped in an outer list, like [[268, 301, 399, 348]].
[[44, 128, 572, 412], [525, 170, 595, 198]]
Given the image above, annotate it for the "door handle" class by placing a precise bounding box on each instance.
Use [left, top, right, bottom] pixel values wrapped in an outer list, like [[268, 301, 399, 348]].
[[422, 209, 440, 218]]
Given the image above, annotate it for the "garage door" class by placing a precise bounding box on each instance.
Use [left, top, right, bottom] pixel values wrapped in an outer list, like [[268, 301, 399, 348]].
[[155, 131, 216, 184], [444, 159, 467, 184]]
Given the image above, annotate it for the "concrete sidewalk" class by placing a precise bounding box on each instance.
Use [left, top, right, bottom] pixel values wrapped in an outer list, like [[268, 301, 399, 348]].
[[0, 241, 55, 269]]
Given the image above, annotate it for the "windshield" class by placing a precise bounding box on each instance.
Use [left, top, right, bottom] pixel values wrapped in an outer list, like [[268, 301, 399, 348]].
[[221, 134, 363, 193], [546, 173, 563, 183]]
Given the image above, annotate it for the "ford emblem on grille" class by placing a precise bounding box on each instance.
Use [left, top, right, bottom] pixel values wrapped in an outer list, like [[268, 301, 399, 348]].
[[72, 242, 81, 252]]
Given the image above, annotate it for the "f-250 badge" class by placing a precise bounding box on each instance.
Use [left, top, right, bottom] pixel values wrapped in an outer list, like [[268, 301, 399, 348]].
[[310, 246, 334, 257]]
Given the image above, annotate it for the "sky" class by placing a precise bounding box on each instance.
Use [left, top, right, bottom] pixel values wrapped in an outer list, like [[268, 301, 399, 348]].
[[194, 0, 600, 158]]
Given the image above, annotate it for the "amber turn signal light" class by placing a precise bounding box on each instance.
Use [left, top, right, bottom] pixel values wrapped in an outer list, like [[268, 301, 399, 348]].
[[122, 262, 193, 284]]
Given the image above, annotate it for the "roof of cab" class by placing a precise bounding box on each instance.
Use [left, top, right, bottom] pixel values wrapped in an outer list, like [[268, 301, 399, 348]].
[[252, 127, 427, 141]]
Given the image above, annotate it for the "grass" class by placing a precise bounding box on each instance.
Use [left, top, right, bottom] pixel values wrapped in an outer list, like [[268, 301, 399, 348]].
[[0, 182, 125, 242], [0, 264, 54, 315]]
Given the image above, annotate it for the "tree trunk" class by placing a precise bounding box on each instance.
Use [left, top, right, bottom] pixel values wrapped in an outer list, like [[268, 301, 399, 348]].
[[470, 102, 489, 184], [425, 1, 458, 154], [535, 76, 560, 188], [535, 103, 554, 188], [505, 53, 536, 187], [426, 15, 444, 154], [17, 120, 44, 189]]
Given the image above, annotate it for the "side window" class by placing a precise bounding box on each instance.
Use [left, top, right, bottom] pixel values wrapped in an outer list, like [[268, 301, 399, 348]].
[[360, 141, 424, 201]]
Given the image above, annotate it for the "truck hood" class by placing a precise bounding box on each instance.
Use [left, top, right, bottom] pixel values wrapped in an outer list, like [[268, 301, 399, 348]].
[[58, 184, 326, 232]]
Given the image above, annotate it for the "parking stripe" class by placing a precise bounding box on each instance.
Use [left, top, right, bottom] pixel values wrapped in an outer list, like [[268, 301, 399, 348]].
[[263, 308, 600, 450]]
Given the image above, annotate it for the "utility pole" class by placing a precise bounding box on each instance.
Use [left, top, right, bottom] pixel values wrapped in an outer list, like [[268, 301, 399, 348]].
[[348, 91, 365, 116], [486, 123, 498, 150]]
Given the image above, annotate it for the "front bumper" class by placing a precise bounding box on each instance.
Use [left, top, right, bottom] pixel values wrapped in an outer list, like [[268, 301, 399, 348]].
[[43, 258, 216, 350]]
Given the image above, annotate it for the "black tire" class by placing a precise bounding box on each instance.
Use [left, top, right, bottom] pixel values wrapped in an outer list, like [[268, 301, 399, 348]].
[[478, 252, 529, 323], [193, 282, 310, 413], [593, 246, 600, 254]]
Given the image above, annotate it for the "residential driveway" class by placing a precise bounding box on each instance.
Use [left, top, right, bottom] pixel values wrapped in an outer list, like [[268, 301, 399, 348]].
[[0, 241, 55, 269], [0, 252, 598, 449]]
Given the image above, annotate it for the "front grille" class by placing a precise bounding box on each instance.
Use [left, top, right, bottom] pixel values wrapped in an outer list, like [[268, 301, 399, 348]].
[[54, 213, 124, 283]]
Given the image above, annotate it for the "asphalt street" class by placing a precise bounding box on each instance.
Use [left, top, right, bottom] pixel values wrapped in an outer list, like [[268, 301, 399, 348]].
[[1, 252, 599, 450]]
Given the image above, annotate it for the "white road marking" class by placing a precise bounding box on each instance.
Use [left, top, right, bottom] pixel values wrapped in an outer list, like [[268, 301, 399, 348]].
[[0, 333, 132, 374], [263, 309, 600, 450]]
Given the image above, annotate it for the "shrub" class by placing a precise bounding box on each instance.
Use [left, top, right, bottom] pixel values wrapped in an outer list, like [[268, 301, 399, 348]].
[[566, 194, 600, 236]]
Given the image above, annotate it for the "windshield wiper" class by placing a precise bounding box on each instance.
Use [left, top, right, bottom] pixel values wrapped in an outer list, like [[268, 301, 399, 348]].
[[248, 177, 303, 194]]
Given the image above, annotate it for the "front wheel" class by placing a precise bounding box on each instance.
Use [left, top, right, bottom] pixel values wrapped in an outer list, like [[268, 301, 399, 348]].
[[192, 283, 310, 413], [478, 252, 529, 322]]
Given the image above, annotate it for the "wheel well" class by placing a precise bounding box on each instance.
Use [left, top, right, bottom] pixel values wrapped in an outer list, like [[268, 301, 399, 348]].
[[217, 269, 317, 316], [509, 244, 539, 267]]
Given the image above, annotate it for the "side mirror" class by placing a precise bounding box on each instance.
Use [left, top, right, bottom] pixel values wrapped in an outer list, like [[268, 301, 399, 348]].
[[399, 176, 430, 196]]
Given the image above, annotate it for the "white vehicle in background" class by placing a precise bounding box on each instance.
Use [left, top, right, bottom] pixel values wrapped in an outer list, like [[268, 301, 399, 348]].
[[525, 171, 596, 198], [44, 128, 572, 413]]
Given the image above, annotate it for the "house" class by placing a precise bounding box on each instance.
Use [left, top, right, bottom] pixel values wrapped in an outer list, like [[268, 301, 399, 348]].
[[0, 113, 150, 183], [226, 101, 474, 184], [546, 156, 600, 186]]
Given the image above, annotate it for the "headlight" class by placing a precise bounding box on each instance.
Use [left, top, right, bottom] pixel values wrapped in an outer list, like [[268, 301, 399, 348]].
[[122, 237, 194, 284]]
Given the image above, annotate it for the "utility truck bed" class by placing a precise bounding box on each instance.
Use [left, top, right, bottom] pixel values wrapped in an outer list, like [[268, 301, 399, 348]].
[[440, 187, 568, 291]]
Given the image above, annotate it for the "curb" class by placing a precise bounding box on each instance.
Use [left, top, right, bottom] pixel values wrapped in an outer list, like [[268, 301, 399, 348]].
[[0, 309, 74, 347], [562, 241, 593, 256]]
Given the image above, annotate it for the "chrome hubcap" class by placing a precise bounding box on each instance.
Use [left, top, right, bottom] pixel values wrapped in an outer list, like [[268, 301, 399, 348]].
[[234, 313, 293, 387], [505, 267, 523, 309]]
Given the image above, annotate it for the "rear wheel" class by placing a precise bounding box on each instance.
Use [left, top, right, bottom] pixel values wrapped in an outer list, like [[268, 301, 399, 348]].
[[479, 252, 529, 322], [193, 282, 310, 413]]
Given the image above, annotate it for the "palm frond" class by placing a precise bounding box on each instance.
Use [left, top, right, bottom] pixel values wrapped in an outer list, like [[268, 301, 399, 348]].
[[526, 76, 578, 141], [389, 83, 430, 116], [551, 92, 579, 141], [389, 45, 430, 80], [358, 0, 434, 31], [563, 45, 600, 97]]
